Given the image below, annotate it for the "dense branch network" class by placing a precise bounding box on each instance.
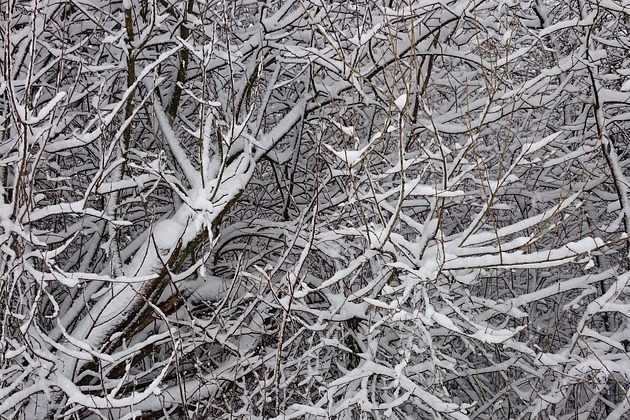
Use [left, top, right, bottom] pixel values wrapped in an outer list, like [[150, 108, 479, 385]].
[[1, 0, 630, 419]]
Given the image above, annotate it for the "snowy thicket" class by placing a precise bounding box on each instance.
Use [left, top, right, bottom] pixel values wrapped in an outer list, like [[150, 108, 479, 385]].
[[2, 0, 630, 418]]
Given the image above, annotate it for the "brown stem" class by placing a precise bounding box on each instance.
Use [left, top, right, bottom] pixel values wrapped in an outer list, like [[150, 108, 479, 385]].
[[168, 0, 195, 118]]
